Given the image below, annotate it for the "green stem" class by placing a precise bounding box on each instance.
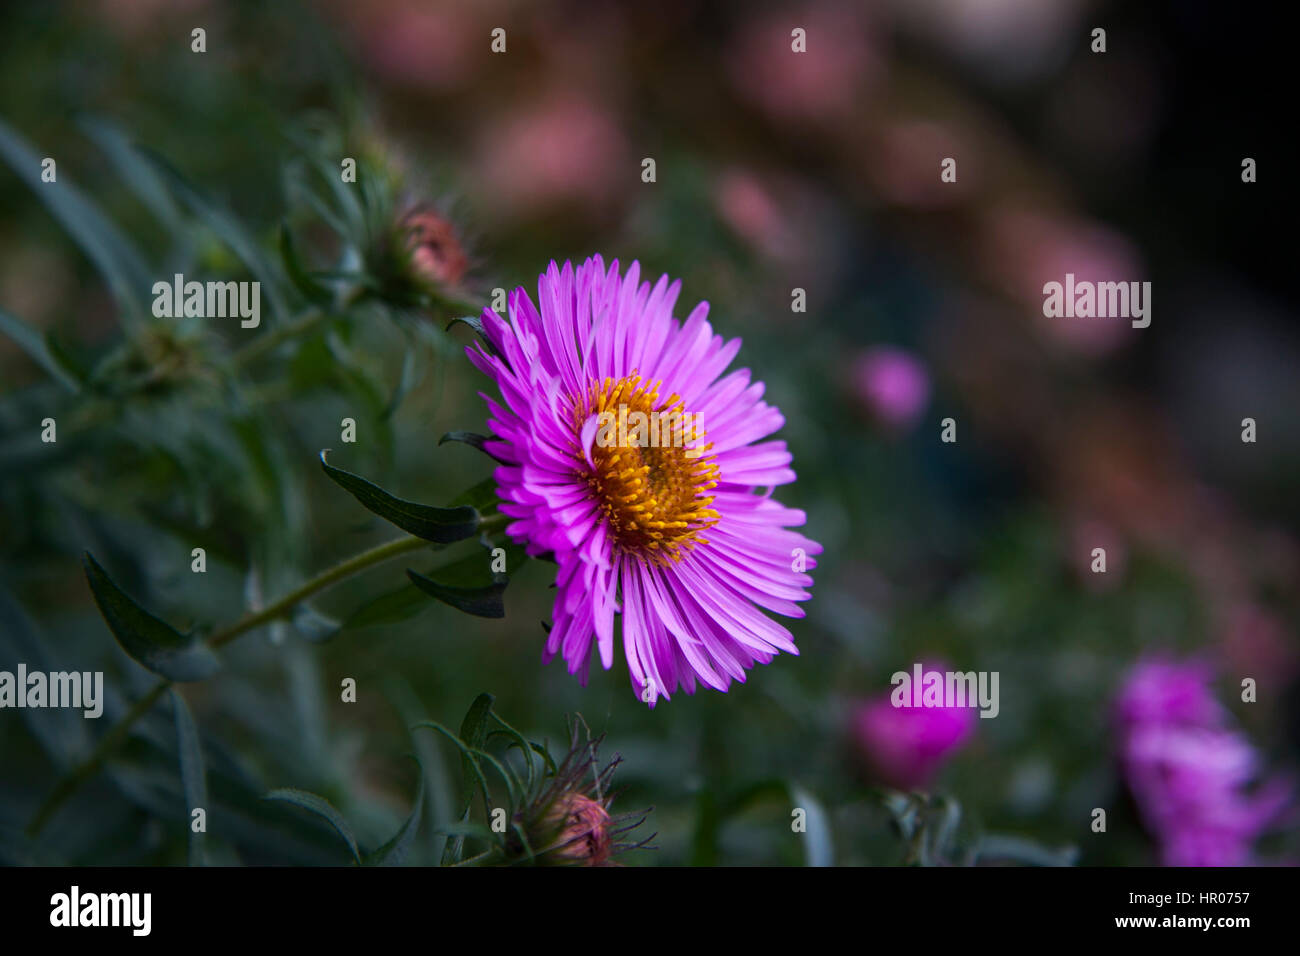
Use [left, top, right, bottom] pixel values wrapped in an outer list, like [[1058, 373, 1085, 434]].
[[229, 306, 328, 369], [208, 533, 430, 650], [24, 531, 445, 837], [24, 681, 170, 838]]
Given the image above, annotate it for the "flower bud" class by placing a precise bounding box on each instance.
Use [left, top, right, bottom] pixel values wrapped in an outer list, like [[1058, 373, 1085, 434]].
[[541, 792, 613, 866], [399, 207, 468, 289]]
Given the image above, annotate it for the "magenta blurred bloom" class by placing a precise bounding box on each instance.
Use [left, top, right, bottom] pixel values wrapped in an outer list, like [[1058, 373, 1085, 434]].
[[850, 347, 930, 430], [468, 257, 821, 705], [1115, 657, 1291, 866], [852, 665, 975, 789]]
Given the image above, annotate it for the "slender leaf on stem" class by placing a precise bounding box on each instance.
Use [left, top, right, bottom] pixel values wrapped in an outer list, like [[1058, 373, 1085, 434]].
[[364, 774, 424, 867], [0, 308, 82, 393], [341, 582, 431, 633], [319, 450, 481, 543], [82, 552, 220, 682], [0, 117, 152, 325], [263, 788, 362, 864], [171, 690, 208, 866], [137, 148, 290, 322]]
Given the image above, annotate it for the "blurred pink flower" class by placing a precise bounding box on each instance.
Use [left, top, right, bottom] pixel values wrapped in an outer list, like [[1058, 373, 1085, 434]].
[[328, 0, 477, 91], [726, 2, 878, 125], [871, 120, 971, 207], [850, 347, 931, 431], [475, 94, 626, 216], [982, 207, 1144, 357], [1115, 657, 1225, 730], [1222, 604, 1298, 686], [851, 663, 975, 789], [716, 170, 787, 259], [1115, 657, 1292, 867]]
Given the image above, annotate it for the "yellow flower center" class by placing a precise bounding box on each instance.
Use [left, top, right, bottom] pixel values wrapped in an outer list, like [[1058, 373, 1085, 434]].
[[578, 372, 719, 563]]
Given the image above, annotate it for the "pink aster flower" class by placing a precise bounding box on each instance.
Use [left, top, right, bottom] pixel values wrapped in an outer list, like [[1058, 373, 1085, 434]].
[[466, 256, 821, 704], [850, 347, 930, 431], [850, 663, 976, 790], [1115, 656, 1292, 866]]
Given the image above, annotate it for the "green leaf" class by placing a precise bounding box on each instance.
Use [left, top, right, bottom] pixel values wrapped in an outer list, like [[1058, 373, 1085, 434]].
[[171, 690, 208, 866], [263, 788, 362, 865], [364, 775, 424, 866], [445, 314, 499, 357], [0, 307, 82, 393], [82, 552, 220, 682], [406, 544, 521, 619], [439, 432, 508, 465], [79, 117, 190, 243], [138, 149, 290, 322], [382, 343, 419, 421], [442, 693, 494, 865], [319, 450, 481, 543], [448, 476, 501, 515], [0, 117, 153, 327], [279, 223, 333, 305], [342, 583, 432, 633]]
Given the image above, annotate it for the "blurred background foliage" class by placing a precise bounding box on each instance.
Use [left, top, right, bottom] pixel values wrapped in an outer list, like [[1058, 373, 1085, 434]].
[[0, 0, 1296, 865]]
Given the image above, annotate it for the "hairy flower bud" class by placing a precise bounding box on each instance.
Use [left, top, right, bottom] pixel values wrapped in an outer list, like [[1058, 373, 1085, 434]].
[[399, 207, 468, 289], [541, 792, 613, 865]]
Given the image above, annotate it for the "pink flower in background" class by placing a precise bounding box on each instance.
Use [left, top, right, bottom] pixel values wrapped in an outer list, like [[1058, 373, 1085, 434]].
[[1114, 657, 1224, 730], [851, 664, 975, 789], [850, 347, 931, 431], [872, 120, 971, 207], [981, 207, 1144, 357], [476, 95, 626, 216], [726, 2, 878, 125], [329, 0, 477, 92], [1223, 604, 1298, 686], [1115, 657, 1291, 866], [713, 168, 834, 283], [715, 170, 789, 261], [468, 256, 821, 704]]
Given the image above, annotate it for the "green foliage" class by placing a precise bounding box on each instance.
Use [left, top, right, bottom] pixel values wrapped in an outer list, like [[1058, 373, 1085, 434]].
[[5, 2, 1292, 871], [83, 552, 221, 683]]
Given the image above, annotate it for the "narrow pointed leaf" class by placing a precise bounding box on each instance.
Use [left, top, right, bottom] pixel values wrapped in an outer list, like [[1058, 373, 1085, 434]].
[[0, 117, 152, 325], [445, 314, 499, 357], [82, 552, 220, 682], [171, 690, 208, 866], [0, 308, 81, 393], [138, 148, 290, 321], [364, 776, 424, 866], [342, 583, 431, 632], [263, 788, 362, 864], [79, 118, 190, 242], [319, 450, 480, 543], [406, 564, 506, 619], [279, 223, 333, 305], [439, 432, 510, 465], [440, 693, 494, 865]]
